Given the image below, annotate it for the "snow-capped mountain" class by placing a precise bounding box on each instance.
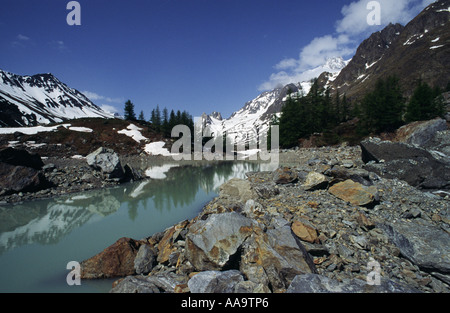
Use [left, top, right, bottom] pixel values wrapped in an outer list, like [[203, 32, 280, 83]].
[[202, 0, 449, 149], [0, 69, 114, 127], [201, 57, 349, 146]]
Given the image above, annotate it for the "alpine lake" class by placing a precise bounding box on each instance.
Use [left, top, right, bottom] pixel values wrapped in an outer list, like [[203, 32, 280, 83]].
[[0, 161, 277, 293]]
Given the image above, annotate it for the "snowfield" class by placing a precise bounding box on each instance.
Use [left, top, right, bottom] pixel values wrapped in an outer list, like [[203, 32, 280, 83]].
[[117, 124, 148, 143], [0, 124, 93, 135], [144, 141, 175, 156]]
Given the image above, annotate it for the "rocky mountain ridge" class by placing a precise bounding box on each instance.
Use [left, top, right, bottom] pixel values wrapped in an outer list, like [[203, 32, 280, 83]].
[[202, 0, 449, 146], [201, 57, 349, 146], [332, 0, 450, 101], [0, 70, 113, 127]]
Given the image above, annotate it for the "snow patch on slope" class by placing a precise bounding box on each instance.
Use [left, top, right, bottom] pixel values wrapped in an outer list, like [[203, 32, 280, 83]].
[[117, 124, 148, 142]]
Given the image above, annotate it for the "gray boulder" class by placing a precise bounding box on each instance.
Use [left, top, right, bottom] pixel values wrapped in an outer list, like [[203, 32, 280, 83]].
[[218, 178, 256, 205], [302, 171, 328, 190], [110, 272, 187, 293], [186, 212, 255, 271], [379, 221, 450, 280], [361, 138, 450, 190], [395, 118, 447, 148], [0, 147, 44, 170], [187, 270, 244, 293], [134, 244, 157, 275], [287, 274, 419, 293], [239, 218, 316, 293], [86, 147, 125, 179], [272, 167, 298, 184], [0, 162, 50, 195]]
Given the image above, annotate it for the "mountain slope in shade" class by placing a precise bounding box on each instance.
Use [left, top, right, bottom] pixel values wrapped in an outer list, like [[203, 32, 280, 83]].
[[0, 70, 113, 127], [332, 0, 450, 101]]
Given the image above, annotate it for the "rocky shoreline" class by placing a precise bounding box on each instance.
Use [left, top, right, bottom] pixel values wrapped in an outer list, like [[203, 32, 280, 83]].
[[78, 142, 449, 293], [1, 118, 449, 293]]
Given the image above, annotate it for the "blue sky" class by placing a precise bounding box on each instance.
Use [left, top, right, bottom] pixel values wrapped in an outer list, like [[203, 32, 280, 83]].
[[0, 0, 433, 119]]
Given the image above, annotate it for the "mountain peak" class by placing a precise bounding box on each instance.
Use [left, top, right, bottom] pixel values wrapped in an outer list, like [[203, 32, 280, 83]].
[[210, 111, 223, 121], [324, 57, 347, 71], [331, 0, 449, 101], [0, 69, 113, 127]]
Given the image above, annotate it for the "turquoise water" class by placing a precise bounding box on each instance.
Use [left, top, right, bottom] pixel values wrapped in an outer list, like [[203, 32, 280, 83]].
[[0, 162, 271, 293]]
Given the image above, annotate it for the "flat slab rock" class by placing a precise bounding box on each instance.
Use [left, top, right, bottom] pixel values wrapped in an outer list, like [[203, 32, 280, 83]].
[[287, 274, 420, 293], [379, 220, 450, 276]]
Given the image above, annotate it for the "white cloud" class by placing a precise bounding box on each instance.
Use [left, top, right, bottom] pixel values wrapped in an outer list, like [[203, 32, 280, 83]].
[[336, 0, 434, 35], [50, 40, 69, 52], [274, 58, 299, 70], [11, 34, 31, 48], [82, 91, 124, 104], [259, 0, 435, 91], [17, 34, 30, 41], [298, 35, 353, 70], [99, 104, 120, 116]]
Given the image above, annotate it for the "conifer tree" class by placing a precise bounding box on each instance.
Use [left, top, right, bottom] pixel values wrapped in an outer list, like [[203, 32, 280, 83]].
[[162, 107, 170, 137], [124, 100, 136, 121], [168, 109, 176, 130], [359, 76, 404, 133], [138, 110, 145, 121], [405, 81, 444, 122]]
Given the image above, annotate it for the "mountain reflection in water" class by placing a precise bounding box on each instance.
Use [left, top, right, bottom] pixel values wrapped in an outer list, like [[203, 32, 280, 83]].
[[0, 161, 274, 292]]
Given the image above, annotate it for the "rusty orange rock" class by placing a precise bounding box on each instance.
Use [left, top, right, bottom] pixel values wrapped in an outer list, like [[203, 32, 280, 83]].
[[329, 180, 379, 206], [80, 237, 141, 279], [291, 221, 319, 244]]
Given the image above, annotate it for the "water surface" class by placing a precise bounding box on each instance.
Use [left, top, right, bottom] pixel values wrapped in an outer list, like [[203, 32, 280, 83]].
[[0, 162, 274, 293]]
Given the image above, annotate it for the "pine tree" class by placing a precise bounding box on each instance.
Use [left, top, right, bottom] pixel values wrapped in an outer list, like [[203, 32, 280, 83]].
[[162, 107, 170, 137], [124, 100, 136, 121], [341, 94, 350, 122], [279, 91, 307, 148], [155, 105, 161, 131], [138, 110, 145, 121], [150, 109, 156, 125], [405, 81, 445, 122], [334, 90, 342, 123], [169, 109, 176, 130], [359, 76, 405, 133]]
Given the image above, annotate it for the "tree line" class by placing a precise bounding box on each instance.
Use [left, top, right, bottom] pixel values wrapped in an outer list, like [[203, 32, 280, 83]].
[[274, 77, 447, 148], [123, 100, 194, 137]]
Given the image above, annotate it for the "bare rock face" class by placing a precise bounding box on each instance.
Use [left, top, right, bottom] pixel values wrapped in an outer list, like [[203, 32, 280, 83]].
[[0, 162, 49, 195], [379, 220, 450, 281]]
